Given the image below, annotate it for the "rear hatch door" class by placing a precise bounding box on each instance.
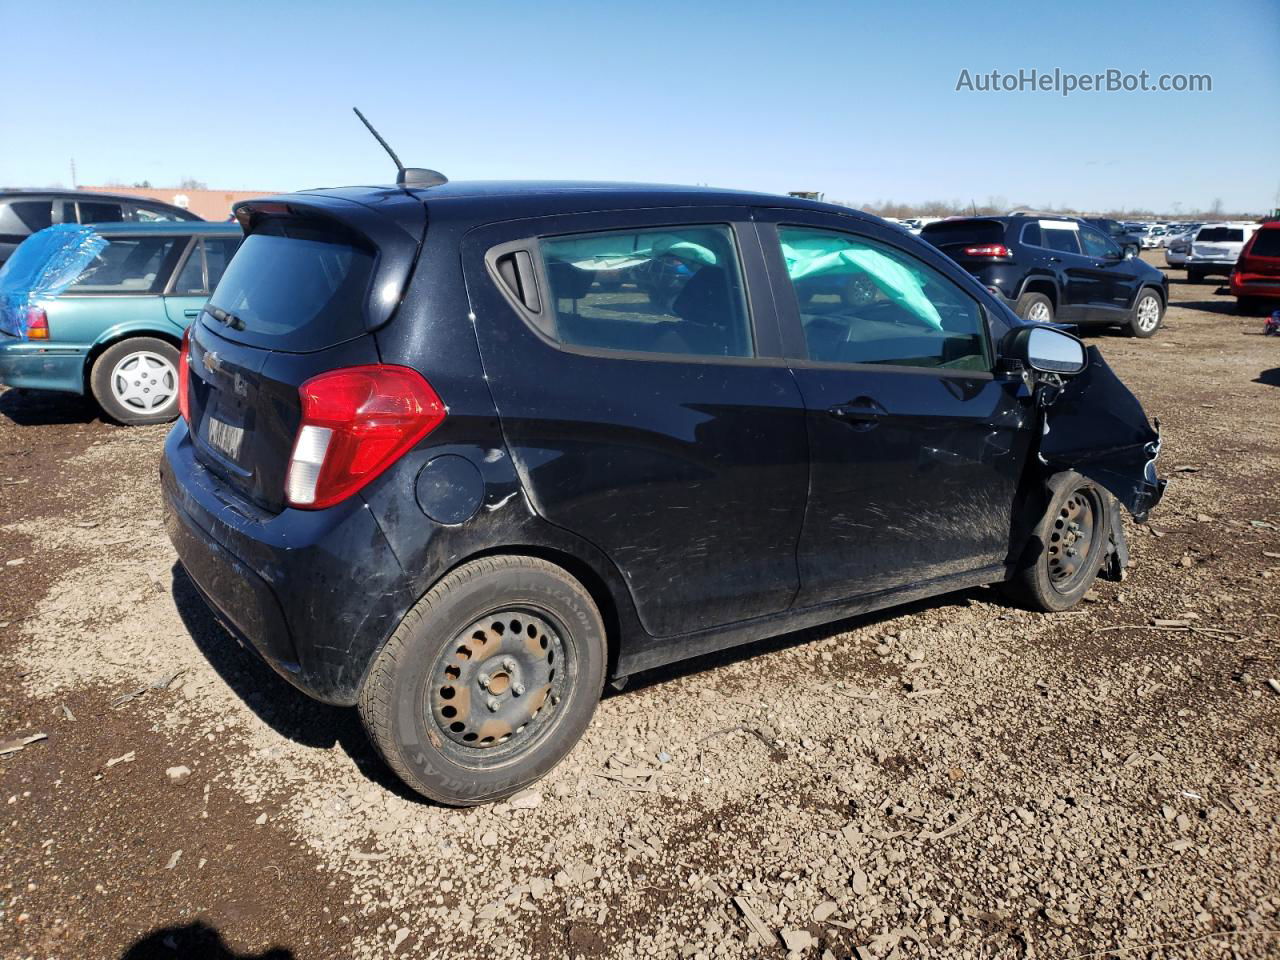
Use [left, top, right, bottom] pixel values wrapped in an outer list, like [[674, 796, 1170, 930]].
[[186, 192, 425, 514], [919, 219, 1010, 268]]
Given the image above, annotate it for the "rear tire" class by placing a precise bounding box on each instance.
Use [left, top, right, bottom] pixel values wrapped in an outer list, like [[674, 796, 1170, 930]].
[[358, 555, 607, 805], [1015, 291, 1054, 324], [1007, 472, 1111, 612], [1128, 289, 1164, 338], [89, 337, 181, 425]]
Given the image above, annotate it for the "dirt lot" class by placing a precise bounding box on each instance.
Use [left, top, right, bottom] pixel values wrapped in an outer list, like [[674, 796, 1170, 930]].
[[1, 255, 1278, 960]]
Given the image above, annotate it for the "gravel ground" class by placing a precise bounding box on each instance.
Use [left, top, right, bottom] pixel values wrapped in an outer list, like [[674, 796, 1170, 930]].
[[1, 255, 1278, 960]]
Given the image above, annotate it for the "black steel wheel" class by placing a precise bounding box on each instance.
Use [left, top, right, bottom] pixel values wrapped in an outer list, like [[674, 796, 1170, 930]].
[[358, 555, 606, 805], [1008, 472, 1112, 612]]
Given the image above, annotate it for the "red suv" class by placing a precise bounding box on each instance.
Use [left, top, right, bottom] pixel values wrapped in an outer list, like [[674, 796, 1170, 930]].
[[1231, 222, 1280, 314]]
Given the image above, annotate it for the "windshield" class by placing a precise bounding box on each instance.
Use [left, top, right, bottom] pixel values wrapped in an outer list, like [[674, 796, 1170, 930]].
[[1197, 227, 1245, 242]]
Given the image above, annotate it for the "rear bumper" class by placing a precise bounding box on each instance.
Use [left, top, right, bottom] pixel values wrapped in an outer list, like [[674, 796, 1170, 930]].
[[0, 338, 87, 393], [160, 421, 417, 706], [1230, 275, 1280, 300]]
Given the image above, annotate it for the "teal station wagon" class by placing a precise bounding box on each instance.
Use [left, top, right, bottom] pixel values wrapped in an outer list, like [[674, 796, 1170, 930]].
[[0, 221, 242, 423]]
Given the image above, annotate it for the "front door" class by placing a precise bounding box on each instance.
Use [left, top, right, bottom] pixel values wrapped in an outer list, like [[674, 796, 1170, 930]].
[[461, 210, 809, 638], [757, 212, 1033, 606]]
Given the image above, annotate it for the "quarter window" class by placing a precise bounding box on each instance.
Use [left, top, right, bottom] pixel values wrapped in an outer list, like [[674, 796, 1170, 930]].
[[777, 226, 990, 371], [538, 225, 753, 358]]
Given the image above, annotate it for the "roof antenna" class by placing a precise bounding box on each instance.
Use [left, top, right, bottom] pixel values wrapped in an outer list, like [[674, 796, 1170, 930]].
[[352, 107, 448, 189]]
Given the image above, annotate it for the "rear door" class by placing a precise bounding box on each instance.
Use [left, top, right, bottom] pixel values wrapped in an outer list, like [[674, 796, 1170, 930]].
[[757, 209, 1033, 605], [461, 208, 809, 638]]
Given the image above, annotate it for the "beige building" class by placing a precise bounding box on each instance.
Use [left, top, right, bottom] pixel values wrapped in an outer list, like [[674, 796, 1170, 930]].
[[80, 185, 275, 221]]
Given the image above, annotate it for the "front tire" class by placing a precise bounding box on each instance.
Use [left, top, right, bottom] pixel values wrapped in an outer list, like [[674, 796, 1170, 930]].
[[358, 555, 607, 805], [1128, 289, 1164, 338], [1186, 268, 1201, 284], [1015, 291, 1054, 324], [89, 337, 181, 425], [1008, 473, 1111, 612]]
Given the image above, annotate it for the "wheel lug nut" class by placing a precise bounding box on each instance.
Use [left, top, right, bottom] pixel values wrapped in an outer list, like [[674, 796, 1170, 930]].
[[487, 698, 500, 712], [477, 673, 490, 689], [502, 658, 516, 672], [513, 683, 525, 696]]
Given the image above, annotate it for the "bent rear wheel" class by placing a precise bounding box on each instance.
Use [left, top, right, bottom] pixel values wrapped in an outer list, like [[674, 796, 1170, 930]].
[[89, 336, 181, 425], [1009, 473, 1110, 612], [358, 555, 606, 805]]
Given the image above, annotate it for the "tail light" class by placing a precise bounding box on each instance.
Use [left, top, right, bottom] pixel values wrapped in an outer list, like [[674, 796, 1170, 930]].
[[178, 327, 191, 423], [962, 244, 1012, 258], [25, 307, 49, 340], [285, 365, 446, 510]]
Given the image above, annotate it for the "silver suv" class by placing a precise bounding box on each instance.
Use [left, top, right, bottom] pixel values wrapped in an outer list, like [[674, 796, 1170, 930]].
[[1186, 222, 1259, 283]]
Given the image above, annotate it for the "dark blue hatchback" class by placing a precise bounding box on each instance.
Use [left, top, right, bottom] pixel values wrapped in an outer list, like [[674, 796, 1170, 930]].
[[161, 180, 1164, 805]]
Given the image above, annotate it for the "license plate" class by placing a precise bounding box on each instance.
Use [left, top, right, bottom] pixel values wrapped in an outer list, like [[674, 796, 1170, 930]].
[[207, 416, 245, 461]]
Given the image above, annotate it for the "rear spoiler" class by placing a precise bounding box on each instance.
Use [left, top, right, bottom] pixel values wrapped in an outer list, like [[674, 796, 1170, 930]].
[[232, 190, 426, 335]]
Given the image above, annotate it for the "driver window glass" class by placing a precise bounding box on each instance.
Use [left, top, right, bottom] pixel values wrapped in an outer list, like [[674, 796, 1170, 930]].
[[1080, 226, 1117, 258], [778, 226, 990, 371], [539, 225, 753, 358]]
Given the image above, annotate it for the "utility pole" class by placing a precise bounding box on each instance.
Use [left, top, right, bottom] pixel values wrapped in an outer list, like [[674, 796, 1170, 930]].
[[70, 158, 77, 188]]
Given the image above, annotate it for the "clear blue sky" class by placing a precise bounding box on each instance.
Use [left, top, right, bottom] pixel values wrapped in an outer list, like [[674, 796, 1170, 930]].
[[3, 0, 1277, 214]]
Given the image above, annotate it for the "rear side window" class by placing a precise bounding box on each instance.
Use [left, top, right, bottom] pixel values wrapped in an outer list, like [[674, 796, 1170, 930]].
[[538, 225, 753, 359], [204, 220, 374, 351], [1248, 229, 1280, 257], [77, 201, 125, 224], [171, 236, 242, 295], [1042, 226, 1081, 254], [778, 226, 990, 372], [0, 200, 53, 239], [66, 235, 181, 293]]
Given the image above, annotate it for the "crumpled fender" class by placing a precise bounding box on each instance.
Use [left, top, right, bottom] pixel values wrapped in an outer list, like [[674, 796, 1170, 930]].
[[1037, 346, 1166, 522]]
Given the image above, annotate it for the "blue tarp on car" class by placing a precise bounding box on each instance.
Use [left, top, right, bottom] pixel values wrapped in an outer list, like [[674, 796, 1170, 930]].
[[0, 224, 107, 337]]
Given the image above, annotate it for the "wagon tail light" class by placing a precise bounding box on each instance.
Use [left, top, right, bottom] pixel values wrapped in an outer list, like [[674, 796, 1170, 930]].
[[285, 365, 446, 510], [25, 307, 49, 340], [962, 244, 1012, 258], [178, 327, 191, 423]]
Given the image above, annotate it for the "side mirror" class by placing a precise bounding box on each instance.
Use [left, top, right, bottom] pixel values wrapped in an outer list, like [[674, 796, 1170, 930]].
[[1004, 325, 1088, 376]]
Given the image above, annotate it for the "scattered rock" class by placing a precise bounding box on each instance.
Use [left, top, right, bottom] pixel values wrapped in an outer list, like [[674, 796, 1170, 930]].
[[165, 765, 192, 785]]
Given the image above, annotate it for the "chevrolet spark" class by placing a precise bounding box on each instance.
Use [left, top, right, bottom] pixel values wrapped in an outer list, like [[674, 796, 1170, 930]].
[[161, 180, 1164, 805]]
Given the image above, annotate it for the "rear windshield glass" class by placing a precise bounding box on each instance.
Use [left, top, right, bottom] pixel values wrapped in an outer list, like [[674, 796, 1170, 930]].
[[204, 221, 375, 352], [1197, 227, 1244, 242], [1248, 229, 1280, 257], [920, 220, 1004, 247]]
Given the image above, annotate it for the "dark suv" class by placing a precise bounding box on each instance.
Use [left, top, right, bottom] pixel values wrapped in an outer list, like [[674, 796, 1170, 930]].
[[921, 216, 1169, 337], [161, 182, 1164, 805], [0, 189, 202, 267]]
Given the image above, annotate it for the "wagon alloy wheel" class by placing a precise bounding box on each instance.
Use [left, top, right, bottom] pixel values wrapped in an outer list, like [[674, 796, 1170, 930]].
[[89, 336, 183, 425], [428, 608, 567, 759], [1045, 489, 1101, 591], [110, 351, 177, 412]]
